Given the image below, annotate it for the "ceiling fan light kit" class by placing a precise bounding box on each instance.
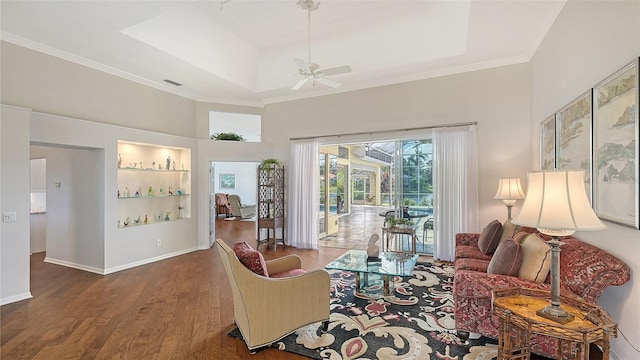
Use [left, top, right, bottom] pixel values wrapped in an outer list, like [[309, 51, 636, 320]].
[[291, 0, 351, 91]]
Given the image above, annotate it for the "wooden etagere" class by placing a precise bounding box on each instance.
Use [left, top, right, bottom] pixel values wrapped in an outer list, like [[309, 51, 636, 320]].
[[256, 165, 285, 249]]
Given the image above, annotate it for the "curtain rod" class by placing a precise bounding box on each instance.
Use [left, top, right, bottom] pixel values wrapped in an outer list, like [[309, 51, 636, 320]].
[[289, 121, 477, 141]]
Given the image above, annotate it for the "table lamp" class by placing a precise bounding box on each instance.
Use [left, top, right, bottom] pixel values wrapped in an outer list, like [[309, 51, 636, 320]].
[[512, 170, 606, 324], [494, 178, 526, 220]]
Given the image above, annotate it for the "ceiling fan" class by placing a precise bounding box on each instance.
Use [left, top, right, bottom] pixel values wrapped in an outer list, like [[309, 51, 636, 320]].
[[292, 0, 352, 90]]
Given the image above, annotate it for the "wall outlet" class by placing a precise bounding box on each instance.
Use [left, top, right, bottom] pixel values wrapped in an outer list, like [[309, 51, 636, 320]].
[[156, 239, 162, 247]]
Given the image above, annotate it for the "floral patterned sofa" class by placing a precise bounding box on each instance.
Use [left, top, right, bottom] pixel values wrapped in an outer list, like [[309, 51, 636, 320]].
[[452, 227, 631, 359]]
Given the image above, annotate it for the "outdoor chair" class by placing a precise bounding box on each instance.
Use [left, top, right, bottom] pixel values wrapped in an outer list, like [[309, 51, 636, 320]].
[[215, 240, 330, 351]]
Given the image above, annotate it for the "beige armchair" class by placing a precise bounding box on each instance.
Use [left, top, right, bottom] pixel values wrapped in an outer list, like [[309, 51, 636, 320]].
[[228, 194, 256, 219], [215, 240, 330, 351]]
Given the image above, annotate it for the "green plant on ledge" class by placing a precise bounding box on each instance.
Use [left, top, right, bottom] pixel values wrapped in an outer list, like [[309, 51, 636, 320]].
[[210, 132, 245, 141], [386, 217, 414, 228], [259, 158, 281, 169]]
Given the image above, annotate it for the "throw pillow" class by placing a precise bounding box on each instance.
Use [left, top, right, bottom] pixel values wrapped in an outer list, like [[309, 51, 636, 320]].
[[512, 230, 530, 245], [500, 219, 520, 242], [487, 239, 523, 276], [233, 241, 269, 277], [477, 220, 503, 255], [518, 233, 551, 282]]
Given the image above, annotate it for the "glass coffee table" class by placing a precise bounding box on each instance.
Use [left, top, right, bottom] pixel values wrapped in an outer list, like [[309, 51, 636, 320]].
[[325, 250, 419, 296]]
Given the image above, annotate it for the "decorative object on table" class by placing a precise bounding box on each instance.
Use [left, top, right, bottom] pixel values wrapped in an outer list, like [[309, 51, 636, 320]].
[[512, 170, 606, 324], [219, 173, 236, 189], [166, 155, 171, 170], [494, 178, 526, 220], [593, 57, 639, 229], [556, 90, 593, 202], [386, 217, 414, 228], [210, 132, 245, 141], [118, 154, 122, 168], [165, 212, 171, 221], [147, 185, 153, 196], [366, 234, 380, 260], [540, 114, 556, 170]]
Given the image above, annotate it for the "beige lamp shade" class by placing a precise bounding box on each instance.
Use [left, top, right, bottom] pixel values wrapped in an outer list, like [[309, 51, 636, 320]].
[[494, 178, 526, 205], [512, 170, 606, 235]]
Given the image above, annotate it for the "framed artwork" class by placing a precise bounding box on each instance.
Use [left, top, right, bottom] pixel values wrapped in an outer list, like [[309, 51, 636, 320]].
[[593, 58, 639, 229], [556, 91, 593, 202], [219, 173, 236, 189], [540, 115, 556, 170]]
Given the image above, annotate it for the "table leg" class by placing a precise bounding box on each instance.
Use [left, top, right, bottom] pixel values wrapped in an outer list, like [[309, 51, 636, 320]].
[[356, 272, 361, 294], [383, 275, 390, 296]]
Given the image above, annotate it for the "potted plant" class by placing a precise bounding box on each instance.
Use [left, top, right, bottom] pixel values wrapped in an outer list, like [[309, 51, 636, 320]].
[[259, 158, 281, 169], [386, 217, 414, 228], [210, 132, 245, 141]]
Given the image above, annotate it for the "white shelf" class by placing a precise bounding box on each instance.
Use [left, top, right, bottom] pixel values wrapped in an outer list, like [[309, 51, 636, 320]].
[[118, 194, 191, 199]]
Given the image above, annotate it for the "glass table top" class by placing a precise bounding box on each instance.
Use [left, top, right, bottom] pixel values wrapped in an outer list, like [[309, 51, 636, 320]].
[[325, 250, 419, 277]]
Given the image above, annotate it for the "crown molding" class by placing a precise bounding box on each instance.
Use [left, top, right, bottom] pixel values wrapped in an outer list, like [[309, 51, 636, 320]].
[[525, 1, 567, 59], [194, 96, 264, 108], [263, 55, 531, 104], [1, 32, 198, 101]]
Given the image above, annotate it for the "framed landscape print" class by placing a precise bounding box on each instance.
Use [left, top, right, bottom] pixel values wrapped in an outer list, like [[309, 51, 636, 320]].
[[593, 58, 639, 228], [541, 115, 556, 170], [220, 173, 236, 189], [556, 91, 593, 202]]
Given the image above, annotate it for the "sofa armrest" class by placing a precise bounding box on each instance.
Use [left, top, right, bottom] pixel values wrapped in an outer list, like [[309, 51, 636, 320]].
[[456, 232, 480, 247], [265, 254, 302, 275]]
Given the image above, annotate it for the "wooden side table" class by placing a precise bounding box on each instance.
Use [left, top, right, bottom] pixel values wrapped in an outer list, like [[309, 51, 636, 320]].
[[493, 288, 617, 360]]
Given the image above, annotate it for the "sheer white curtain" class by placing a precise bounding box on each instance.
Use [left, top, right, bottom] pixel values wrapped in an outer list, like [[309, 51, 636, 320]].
[[432, 125, 478, 262], [287, 139, 320, 249]]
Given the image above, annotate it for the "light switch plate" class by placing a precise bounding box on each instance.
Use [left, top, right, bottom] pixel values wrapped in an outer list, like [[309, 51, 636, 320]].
[[3, 212, 17, 222]]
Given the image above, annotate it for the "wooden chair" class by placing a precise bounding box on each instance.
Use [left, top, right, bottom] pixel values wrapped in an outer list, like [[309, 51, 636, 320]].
[[215, 240, 330, 351]]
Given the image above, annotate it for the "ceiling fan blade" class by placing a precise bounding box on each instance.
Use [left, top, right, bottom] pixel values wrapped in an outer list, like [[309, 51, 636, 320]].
[[318, 65, 352, 76], [291, 76, 310, 90], [293, 58, 310, 72], [316, 77, 341, 88]]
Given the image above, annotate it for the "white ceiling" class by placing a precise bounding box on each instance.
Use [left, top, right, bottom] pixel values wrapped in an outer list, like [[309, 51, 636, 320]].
[[1, 0, 565, 106]]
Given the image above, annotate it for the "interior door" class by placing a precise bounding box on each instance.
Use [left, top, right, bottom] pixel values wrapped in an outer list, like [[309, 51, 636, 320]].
[[209, 162, 216, 248]]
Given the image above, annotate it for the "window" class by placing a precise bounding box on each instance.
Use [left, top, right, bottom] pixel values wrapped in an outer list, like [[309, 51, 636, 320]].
[[209, 111, 261, 142]]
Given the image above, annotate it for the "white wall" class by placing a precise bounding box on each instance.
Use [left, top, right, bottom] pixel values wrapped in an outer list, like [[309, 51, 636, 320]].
[[262, 63, 533, 227], [213, 162, 258, 206], [30, 145, 105, 272], [1, 105, 32, 305], [530, 1, 640, 359]]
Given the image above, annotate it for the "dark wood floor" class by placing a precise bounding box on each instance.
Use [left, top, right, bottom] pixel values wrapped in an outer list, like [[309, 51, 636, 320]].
[[1, 220, 347, 360]]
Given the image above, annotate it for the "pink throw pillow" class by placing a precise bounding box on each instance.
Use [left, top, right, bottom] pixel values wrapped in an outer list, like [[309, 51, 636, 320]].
[[233, 241, 268, 277]]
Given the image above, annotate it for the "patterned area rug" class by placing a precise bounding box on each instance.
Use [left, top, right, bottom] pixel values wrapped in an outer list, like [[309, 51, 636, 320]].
[[230, 262, 500, 359]]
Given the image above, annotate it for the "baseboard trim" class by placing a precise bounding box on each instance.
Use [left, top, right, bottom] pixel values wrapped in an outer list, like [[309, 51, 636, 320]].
[[103, 247, 199, 275], [1, 292, 33, 306], [44, 257, 104, 275]]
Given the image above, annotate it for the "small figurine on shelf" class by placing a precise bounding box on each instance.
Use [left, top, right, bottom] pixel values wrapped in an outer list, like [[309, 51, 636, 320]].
[[129, 163, 134, 168], [172, 161, 176, 170], [177, 205, 184, 219], [165, 212, 171, 221], [118, 220, 122, 228], [181, 163, 185, 171], [168, 186, 173, 195], [177, 187, 184, 195], [118, 154, 122, 168], [144, 215, 148, 224], [157, 214, 162, 222], [123, 217, 130, 227], [117, 189, 120, 198], [159, 187, 164, 195], [139, 162, 143, 169], [158, 162, 163, 170], [125, 187, 130, 197], [135, 190, 140, 197], [152, 161, 156, 169], [148, 186, 153, 196], [166, 155, 171, 170], [133, 216, 141, 225]]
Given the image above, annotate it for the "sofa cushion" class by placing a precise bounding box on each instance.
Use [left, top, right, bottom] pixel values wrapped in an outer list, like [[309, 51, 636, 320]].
[[487, 239, 523, 276], [270, 268, 307, 278], [233, 241, 269, 277], [500, 219, 520, 242], [518, 234, 551, 282], [455, 258, 490, 273], [477, 220, 503, 255], [456, 245, 493, 261]]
